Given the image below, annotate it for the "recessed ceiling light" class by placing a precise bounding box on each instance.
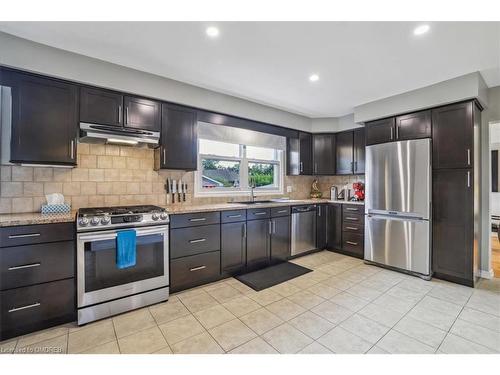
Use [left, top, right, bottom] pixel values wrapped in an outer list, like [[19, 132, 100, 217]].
[[413, 24, 430, 36], [206, 26, 220, 38], [309, 74, 319, 82]]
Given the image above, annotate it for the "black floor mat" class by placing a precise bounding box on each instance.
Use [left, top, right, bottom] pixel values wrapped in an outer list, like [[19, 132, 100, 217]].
[[235, 262, 312, 291]]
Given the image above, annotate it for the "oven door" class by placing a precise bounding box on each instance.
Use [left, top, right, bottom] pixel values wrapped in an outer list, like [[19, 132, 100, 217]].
[[77, 225, 169, 308]]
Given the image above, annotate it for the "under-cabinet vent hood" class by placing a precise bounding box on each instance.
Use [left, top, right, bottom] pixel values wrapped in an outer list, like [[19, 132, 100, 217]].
[[79, 122, 160, 147]]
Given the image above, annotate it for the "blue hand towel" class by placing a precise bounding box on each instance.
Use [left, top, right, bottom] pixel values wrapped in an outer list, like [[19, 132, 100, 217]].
[[116, 230, 137, 269]]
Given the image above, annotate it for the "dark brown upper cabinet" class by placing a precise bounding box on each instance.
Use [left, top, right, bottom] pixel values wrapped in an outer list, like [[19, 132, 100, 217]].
[[124, 95, 161, 132], [286, 132, 312, 175], [312, 133, 336, 175], [432, 101, 474, 170], [80, 87, 123, 127], [336, 131, 354, 175], [156, 103, 198, 170], [7, 71, 78, 166], [365, 117, 395, 145], [353, 128, 365, 174], [395, 110, 431, 140]]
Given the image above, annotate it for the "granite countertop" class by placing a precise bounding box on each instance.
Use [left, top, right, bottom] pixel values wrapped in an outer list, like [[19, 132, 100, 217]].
[[0, 211, 77, 227]]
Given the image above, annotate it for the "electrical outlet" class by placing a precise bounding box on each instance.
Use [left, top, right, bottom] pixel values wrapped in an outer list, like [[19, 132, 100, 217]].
[[286, 185, 293, 193]]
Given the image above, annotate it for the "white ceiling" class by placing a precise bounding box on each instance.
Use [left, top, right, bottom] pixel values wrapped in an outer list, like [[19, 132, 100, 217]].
[[0, 22, 499, 118]]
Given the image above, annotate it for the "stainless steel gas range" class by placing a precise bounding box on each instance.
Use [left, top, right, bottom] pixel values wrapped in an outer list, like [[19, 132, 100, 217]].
[[76, 205, 169, 325]]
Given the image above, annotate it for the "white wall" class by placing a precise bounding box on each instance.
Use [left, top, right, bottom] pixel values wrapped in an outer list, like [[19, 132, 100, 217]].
[[311, 114, 363, 133], [0, 32, 313, 132]]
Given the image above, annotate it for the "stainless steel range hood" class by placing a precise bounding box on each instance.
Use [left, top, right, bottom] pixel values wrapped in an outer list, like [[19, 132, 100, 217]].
[[79, 122, 160, 147]]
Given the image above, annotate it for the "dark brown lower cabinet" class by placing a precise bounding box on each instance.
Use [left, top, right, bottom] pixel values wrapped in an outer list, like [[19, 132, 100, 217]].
[[316, 204, 328, 250], [221, 222, 247, 276], [170, 251, 221, 293], [432, 169, 474, 286], [246, 219, 270, 270], [327, 203, 342, 250], [270, 216, 290, 263]]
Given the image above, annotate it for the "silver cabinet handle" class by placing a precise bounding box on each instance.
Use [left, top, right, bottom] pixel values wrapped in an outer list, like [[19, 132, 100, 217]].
[[8, 233, 40, 239], [243, 223, 247, 238], [354, 161, 358, 172], [125, 106, 129, 125], [314, 162, 318, 174], [346, 241, 358, 246], [9, 302, 40, 313], [163, 147, 166, 165], [345, 217, 359, 221], [70, 139, 75, 160], [118, 105, 122, 123], [190, 265, 206, 272], [345, 226, 358, 231], [467, 171, 471, 188], [396, 125, 399, 139], [345, 207, 358, 211], [189, 218, 206, 222], [277, 210, 288, 214], [268, 220, 272, 234], [272, 219, 276, 234], [318, 206, 321, 217], [300, 162, 303, 173], [467, 149, 471, 166], [189, 238, 206, 244], [390, 127, 394, 140], [8, 262, 41, 271], [228, 214, 241, 218], [254, 212, 266, 216]]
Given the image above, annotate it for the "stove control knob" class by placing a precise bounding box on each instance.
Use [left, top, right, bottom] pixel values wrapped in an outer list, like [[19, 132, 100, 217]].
[[90, 217, 100, 226], [160, 212, 168, 220], [79, 217, 89, 226], [152, 213, 160, 221], [101, 215, 111, 225]]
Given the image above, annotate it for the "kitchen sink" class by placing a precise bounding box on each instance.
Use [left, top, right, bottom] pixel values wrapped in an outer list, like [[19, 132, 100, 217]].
[[230, 200, 275, 205]]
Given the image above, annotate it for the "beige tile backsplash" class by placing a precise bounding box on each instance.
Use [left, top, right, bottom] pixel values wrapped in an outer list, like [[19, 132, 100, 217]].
[[0, 143, 365, 214]]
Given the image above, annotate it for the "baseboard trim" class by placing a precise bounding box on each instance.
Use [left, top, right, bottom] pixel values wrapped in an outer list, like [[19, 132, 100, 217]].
[[479, 269, 494, 279]]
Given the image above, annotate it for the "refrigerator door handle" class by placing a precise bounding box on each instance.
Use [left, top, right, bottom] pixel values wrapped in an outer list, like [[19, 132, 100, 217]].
[[367, 213, 427, 222]]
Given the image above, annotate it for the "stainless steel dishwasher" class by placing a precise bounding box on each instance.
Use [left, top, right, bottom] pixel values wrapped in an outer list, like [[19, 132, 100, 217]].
[[291, 205, 317, 256]]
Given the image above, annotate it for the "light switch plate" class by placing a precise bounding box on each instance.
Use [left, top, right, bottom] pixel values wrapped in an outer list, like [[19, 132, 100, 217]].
[[286, 185, 293, 193]]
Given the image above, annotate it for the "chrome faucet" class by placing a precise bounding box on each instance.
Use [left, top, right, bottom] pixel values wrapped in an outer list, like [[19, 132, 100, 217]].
[[249, 178, 256, 203]]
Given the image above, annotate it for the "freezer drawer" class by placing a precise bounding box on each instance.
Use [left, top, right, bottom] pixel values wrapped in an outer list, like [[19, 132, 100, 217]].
[[364, 214, 430, 276]]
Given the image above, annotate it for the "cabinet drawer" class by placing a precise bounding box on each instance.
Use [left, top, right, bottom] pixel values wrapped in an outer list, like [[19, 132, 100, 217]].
[[0, 278, 75, 341], [342, 222, 363, 234], [170, 251, 220, 292], [246, 208, 270, 221], [0, 223, 75, 248], [221, 210, 246, 223], [342, 213, 364, 224], [170, 211, 220, 229], [170, 224, 220, 259], [271, 206, 290, 217], [342, 233, 364, 257], [342, 205, 364, 215], [0, 241, 75, 290]]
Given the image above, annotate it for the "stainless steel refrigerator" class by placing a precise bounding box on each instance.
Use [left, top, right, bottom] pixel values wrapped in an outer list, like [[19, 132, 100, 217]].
[[364, 138, 432, 279]]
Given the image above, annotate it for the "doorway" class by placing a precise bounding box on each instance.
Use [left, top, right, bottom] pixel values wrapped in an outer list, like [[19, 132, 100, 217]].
[[489, 122, 500, 277]]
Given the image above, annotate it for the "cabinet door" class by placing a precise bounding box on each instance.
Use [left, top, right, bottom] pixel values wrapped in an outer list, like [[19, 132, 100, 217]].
[[286, 137, 300, 175], [299, 132, 313, 175], [271, 216, 290, 263], [336, 131, 354, 175], [433, 168, 473, 286], [159, 104, 198, 170], [365, 117, 395, 145], [124, 96, 161, 132], [316, 204, 327, 250], [395, 110, 431, 141], [9, 72, 78, 165], [313, 134, 336, 175], [221, 222, 247, 275], [327, 204, 342, 250], [246, 219, 270, 269], [432, 102, 473, 170], [80, 87, 123, 127], [353, 128, 365, 174]]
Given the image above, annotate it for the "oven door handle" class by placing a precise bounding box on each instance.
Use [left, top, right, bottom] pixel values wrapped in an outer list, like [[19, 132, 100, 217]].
[[78, 226, 168, 241]]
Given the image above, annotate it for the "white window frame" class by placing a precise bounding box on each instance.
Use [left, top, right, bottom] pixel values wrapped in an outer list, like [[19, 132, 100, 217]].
[[195, 141, 284, 197]]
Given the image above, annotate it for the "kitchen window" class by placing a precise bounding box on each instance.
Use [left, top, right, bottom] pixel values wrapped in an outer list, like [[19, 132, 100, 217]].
[[195, 123, 285, 196]]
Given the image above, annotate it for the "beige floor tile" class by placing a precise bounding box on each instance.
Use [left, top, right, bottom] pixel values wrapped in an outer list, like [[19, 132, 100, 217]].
[[81, 340, 120, 354], [247, 289, 283, 306], [153, 346, 173, 354], [229, 337, 278, 354], [202, 280, 231, 293], [340, 314, 390, 344], [428, 283, 473, 305], [311, 301, 354, 324], [466, 290, 500, 317], [298, 341, 333, 354], [307, 283, 343, 299], [288, 274, 323, 289], [0, 339, 17, 354], [289, 311, 335, 340], [178, 291, 220, 313], [16, 325, 69, 348], [439, 333, 496, 354], [266, 298, 306, 321], [330, 292, 369, 312], [372, 293, 416, 314], [209, 319, 257, 351], [458, 307, 500, 332], [118, 326, 169, 354], [398, 278, 434, 293], [450, 319, 500, 351], [68, 320, 116, 353], [358, 303, 406, 327], [66, 318, 111, 333], [206, 284, 243, 303], [194, 305, 236, 329], [394, 316, 447, 349], [262, 323, 313, 354], [173, 286, 206, 299], [223, 296, 261, 317], [158, 314, 205, 345], [377, 330, 435, 354], [112, 308, 156, 338], [318, 326, 372, 354], [171, 332, 224, 354], [316, 264, 346, 276], [287, 290, 326, 310], [359, 275, 401, 292], [269, 282, 302, 297], [149, 299, 190, 324], [239, 308, 284, 335], [320, 276, 356, 291], [407, 305, 457, 331], [367, 346, 389, 354], [226, 279, 256, 295], [416, 296, 462, 317], [16, 334, 67, 354], [337, 269, 370, 283], [346, 284, 383, 301], [385, 284, 427, 303]]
